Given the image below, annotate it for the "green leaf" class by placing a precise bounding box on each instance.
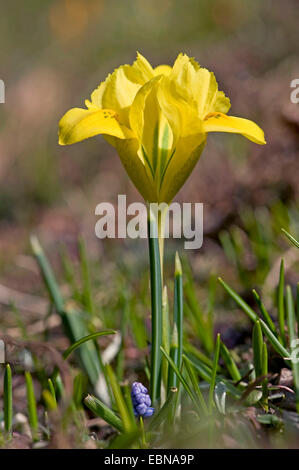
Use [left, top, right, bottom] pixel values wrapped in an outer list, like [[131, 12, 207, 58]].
[[106, 365, 135, 432], [160, 346, 201, 415], [25, 371, 38, 442], [208, 333, 221, 411], [149, 387, 178, 431], [252, 289, 277, 337], [4, 364, 13, 436], [161, 286, 170, 391], [183, 355, 208, 414], [30, 235, 103, 389], [253, 321, 263, 378], [63, 330, 115, 360], [220, 341, 241, 383], [278, 259, 286, 346], [218, 277, 289, 359], [47, 378, 57, 407], [281, 228, 299, 249], [78, 237, 94, 315], [170, 252, 183, 390], [261, 342, 268, 410], [286, 285, 299, 413], [84, 394, 124, 433]]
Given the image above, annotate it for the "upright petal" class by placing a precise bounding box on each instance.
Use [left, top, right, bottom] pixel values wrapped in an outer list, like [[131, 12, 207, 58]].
[[130, 77, 174, 192], [203, 112, 266, 144], [99, 53, 154, 126], [167, 54, 231, 119]]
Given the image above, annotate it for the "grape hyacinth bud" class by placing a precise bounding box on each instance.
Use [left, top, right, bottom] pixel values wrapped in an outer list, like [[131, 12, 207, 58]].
[[131, 382, 155, 418]]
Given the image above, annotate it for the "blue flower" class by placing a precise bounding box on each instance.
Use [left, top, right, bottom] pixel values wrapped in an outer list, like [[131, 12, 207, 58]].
[[131, 382, 155, 418]]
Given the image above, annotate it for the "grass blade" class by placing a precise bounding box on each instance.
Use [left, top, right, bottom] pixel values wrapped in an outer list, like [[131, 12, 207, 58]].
[[278, 259, 286, 346], [30, 235, 103, 389], [106, 365, 135, 432], [47, 378, 57, 407], [25, 371, 38, 442], [4, 364, 13, 437], [174, 252, 183, 373], [252, 321, 263, 378], [160, 346, 201, 415], [62, 330, 115, 360], [183, 355, 208, 414], [148, 208, 163, 404], [286, 285, 299, 413], [220, 341, 241, 383], [161, 286, 170, 392], [281, 228, 299, 249], [262, 342, 268, 411], [167, 325, 179, 390], [252, 289, 277, 337], [84, 394, 124, 433], [149, 387, 178, 431], [208, 333, 221, 411], [218, 277, 289, 359], [78, 237, 94, 315]]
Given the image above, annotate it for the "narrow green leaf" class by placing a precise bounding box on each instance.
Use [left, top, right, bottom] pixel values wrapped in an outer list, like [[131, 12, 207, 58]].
[[30, 236, 103, 389], [160, 346, 201, 415], [84, 394, 124, 433], [218, 277, 289, 359], [106, 365, 135, 432], [63, 330, 115, 360], [253, 321, 263, 378], [161, 286, 170, 391], [220, 341, 241, 383], [184, 352, 241, 399], [78, 237, 94, 315], [286, 285, 299, 413], [262, 342, 268, 410], [73, 372, 86, 409], [170, 252, 184, 391], [252, 289, 277, 337], [208, 333, 221, 411], [278, 259, 286, 346], [42, 390, 57, 411], [149, 387, 178, 431], [167, 326, 179, 390], [183, 355, 208, 414], [121, 384, 136, 424], [25, 371, 38, 442], [47, 378, 57, 407], [281, 228, 299, 249], [4, 364, 13, 436]]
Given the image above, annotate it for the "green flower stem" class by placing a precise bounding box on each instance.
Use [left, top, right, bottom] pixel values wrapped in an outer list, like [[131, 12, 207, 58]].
[[148, 207, 163, 404]]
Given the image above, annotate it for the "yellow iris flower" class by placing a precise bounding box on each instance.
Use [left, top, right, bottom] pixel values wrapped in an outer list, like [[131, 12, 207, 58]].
[[59, 53, 266, 204]]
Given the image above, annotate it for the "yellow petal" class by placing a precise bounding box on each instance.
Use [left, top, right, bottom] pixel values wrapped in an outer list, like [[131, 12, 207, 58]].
[[97, 52, 154, 126], [159, 134, 206, 203], [58, 107, 134, 145], [129, 77, 174, 190], [168, 54, 231, 118], [203, 112, 266, 144], [154, 64, 172, 76], [112, 137, 159, 202]]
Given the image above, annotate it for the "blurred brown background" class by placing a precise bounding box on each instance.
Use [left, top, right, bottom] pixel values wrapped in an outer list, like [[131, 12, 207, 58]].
[[0, 0, 299, 305]]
